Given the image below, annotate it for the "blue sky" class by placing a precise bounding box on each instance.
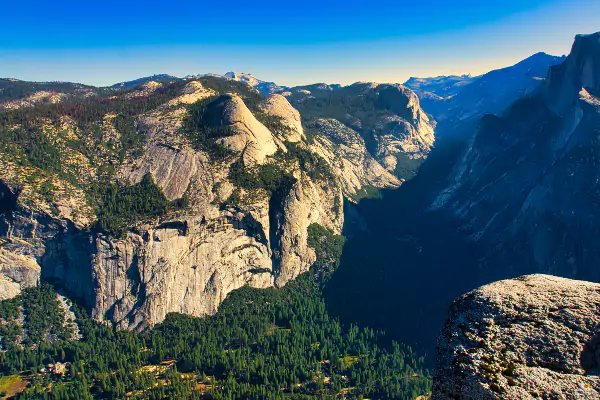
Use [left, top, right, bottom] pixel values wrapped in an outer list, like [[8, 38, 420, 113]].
[[1, 0, 599, 86]]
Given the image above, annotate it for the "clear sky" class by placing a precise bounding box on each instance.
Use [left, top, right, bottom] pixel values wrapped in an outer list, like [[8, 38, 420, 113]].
[[1, 0, 599, 87]]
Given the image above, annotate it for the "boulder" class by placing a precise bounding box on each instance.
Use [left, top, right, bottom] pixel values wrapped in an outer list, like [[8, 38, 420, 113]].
[[432, 274, 600, 399]]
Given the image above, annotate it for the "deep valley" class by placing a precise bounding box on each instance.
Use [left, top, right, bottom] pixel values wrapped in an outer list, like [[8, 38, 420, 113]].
[[1, 28, 600, 400]]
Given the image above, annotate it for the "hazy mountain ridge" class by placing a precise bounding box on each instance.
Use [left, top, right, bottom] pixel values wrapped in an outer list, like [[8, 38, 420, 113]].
[[404, 74, 476, 99], [434, 32, 600, 282], [112, 74, 180, 89], [441, 52, 566, 120], [409, 52, 566, 141]]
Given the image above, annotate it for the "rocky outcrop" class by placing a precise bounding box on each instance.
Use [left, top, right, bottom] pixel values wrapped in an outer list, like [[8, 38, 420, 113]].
[[259, 94, 304, 142], [432, 274, 600, 399], [308, 118, 401, 197], [214, 95, 281, 165], [223, 72, 285, 96], [1, 91, 70, 110], [0, 249, 41, 300]]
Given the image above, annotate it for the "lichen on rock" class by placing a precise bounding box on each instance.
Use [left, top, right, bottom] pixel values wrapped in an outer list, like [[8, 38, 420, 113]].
[[432, 274, 600, 400]]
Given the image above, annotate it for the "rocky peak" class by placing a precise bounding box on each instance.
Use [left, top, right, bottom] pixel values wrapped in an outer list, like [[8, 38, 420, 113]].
[[223, 72, 284, 95], [212, 94, 281, 165], [259, 94, 304, 142], [223, 72, 263, 87], [432, 274, 600, 399], [543, 32, 600, 116]]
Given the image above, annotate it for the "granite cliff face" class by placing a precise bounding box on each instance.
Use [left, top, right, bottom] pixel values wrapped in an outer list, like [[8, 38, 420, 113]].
[[306, 118, 401, 198], [259, 94, 304, 142], [211, 94, 281, 165], [432, 274, 600, 399], [433, 32, 600, 282], [0, 75, 423, 329], [288, 82, 436, 180]]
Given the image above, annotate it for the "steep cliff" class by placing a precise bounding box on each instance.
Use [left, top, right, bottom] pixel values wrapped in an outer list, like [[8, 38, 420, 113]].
[[306, 118, 401, 198], [0, 74, 410, 330], [288, 82, 436, 180], [432, 274, 600, 399], [433, 32, 600, 282]]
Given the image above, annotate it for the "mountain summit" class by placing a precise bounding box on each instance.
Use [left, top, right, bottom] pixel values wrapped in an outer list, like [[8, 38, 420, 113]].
[[433, 31, 600, 283], [111, 74, 179, 88], [223, 71, 285, 95], [436, 52, 566, 123], [543, 32, 600, 116]]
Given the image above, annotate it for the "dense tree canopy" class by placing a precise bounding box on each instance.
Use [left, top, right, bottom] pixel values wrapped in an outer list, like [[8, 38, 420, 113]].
[[0, 225, 431, 399]]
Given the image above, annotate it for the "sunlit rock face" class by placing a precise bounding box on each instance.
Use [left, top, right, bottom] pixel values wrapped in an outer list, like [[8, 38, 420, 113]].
[[1, 74, 428, 329], [432, 274, 600, 400]]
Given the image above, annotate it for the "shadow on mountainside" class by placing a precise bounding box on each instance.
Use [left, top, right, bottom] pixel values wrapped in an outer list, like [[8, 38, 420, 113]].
[[323, 139, 518, 366]]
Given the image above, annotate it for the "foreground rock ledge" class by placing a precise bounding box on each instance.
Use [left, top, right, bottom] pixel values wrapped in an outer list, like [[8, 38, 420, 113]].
[[432, 274, 600, 399]]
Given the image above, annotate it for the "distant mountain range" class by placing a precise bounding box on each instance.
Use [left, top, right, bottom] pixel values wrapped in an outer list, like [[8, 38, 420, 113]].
[[404, 74, 476, 99], [111, 72, 286, 95], [104, 52, 565, 116], [405, 52, 566, 139], [111, 74, 180, 89], [433, 33, 600, 281], [109, 51, 565, 106]]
